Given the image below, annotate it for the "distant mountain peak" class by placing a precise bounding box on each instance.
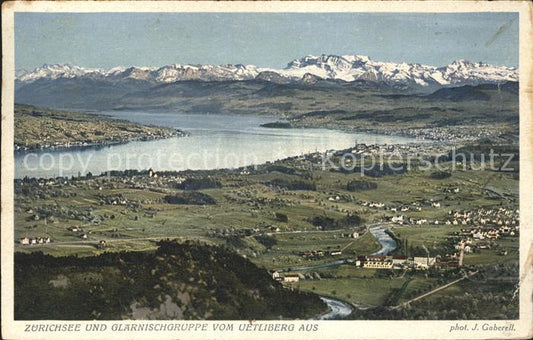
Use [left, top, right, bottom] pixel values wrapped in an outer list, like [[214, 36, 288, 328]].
[[300, 72, 324, 84], [17, 54, 518, 89], [449, 59, 478, 67], [17, 63, 104, 82]]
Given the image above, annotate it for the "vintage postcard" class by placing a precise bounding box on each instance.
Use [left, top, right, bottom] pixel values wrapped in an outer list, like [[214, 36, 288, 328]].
[[2, 1, 532, 339]]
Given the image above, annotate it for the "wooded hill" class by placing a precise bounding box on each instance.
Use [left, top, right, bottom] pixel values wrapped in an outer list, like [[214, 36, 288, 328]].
[[15, 240, 326, 320]]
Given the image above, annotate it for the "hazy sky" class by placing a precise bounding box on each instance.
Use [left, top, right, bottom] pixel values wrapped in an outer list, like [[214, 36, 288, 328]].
[[15, 12, 519, 71]]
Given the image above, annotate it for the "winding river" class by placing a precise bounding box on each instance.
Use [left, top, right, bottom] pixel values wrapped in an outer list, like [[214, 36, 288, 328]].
[[369, 226, 398, 255], [296, 226, 399, 320], [314, 297, 354, 320]]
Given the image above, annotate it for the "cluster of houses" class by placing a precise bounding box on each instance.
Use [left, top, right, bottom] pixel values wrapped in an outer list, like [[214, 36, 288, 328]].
[[449, 222, 518, 257], [386, 215, 443, 226], [394, 125, 498, 143], [354, 255, 439, 270], [19, 235, 107, 249], [447, 208, 519, 228], [19, 236, 51, 245], [382, 203, 519, 228], [16, 169, 190, 199], [207, 223, 287, 240], [15, 127, 184, 152], [459, 225, 517, 240], [359, 201, 386, 209], [262, 143, 453, 173], [358, 200, 439, 214], [442, 186, 460, 194], [348, 143, 450, 158], [23, 205, 94, 225], [97, 193, 144, 209]]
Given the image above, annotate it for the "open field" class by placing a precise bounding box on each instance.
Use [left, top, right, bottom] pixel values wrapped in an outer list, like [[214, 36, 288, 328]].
[[14, 133, 519, 319], [15, 155, 518, 262], [299, 277, 407, 307]]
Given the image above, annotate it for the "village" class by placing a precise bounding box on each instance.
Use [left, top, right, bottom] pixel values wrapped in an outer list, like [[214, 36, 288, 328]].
[[292, 115, 510, 144], [13, 137, 519, 319], [14, 105, 187, 152], [15, 143, 519, 253]]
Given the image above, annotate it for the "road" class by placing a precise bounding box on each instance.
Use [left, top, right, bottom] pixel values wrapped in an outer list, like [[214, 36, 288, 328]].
[[17, 223, 375, 248], [15, 236, 176, 248], [277, 259, 352, 273], [392, 271, 478, 309]]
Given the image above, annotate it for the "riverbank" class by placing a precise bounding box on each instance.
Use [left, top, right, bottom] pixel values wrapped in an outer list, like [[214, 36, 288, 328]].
[[369, 226, 398, 255], [314, 296, 354, 320]]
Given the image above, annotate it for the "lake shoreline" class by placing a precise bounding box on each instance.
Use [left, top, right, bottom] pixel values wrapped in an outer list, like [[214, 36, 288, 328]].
[[14, 109, 421, 179], [15, 106, 453, 156], [15, 131, 189, 154], [14, 104, 189, 154]]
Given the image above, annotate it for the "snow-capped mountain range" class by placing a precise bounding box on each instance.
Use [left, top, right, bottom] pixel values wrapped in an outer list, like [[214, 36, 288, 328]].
[[16, 54, 518, 89]]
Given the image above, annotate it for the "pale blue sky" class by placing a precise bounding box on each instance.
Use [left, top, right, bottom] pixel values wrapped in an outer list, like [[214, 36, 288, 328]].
[[15, 12, 519, 71]]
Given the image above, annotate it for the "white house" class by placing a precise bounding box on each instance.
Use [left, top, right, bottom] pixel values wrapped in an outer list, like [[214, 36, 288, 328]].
[[413, 257, 436, 269], [283, 274, 300, 283], [391, 216, 404, 224]]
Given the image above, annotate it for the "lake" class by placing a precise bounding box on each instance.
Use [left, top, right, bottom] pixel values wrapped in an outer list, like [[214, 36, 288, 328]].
[[15, 111, 416, 179]]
